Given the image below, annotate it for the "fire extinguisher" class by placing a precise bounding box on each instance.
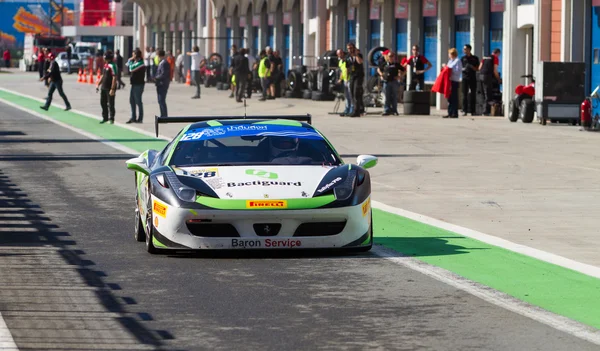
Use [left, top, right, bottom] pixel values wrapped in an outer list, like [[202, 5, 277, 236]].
[[581, 98, 592, 130]]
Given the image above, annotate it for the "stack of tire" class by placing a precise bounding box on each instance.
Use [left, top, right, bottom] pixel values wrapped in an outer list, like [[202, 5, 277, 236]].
[[285, 66, 306, 98], [403, 91, 431, 115]]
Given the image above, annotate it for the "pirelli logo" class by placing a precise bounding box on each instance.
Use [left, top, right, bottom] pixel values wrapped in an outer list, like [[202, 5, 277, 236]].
[[246, 200, 287, 209], [362, 198, 371, 217], [153, 200, 167, 218]]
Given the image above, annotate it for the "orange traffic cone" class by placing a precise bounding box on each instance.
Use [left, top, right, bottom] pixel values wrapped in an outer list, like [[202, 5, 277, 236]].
[[89, 68, 94, 84], [77, 68, 83, 83], [185, 70, 191, 86], [96, 69, 101, 82]]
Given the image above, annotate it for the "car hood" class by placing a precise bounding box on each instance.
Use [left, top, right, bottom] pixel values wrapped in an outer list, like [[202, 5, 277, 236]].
[[173, 165, 336, 199]]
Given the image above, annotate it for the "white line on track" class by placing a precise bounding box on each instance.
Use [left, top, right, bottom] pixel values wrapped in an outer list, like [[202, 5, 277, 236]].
[[2, 90, 600, 345], [373, 246, 600, 346], [0, 311, 18, 350]]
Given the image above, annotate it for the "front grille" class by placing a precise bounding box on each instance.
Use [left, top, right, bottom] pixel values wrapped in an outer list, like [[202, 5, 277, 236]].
[[186, 223, 240, 237], [253, 223, 282, 237], [293, 221, 347, 237]]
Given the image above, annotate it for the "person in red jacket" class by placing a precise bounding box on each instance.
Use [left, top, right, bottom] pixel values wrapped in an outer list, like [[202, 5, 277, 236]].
[[3, 49, 10, 68]]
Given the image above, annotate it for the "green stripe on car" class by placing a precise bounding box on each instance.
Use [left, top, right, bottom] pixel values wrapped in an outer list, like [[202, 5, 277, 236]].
[[195, 195, 336, 210]]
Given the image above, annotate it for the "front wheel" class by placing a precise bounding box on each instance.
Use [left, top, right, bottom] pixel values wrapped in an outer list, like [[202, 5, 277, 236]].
[[134, 194, 145, 242], [508, 98, 519, 122], [520, 98, 535, 123], [145, 195, 161, 254]]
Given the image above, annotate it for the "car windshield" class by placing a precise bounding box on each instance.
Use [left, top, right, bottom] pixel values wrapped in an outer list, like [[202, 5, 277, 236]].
[[170, 123, 342, 167]]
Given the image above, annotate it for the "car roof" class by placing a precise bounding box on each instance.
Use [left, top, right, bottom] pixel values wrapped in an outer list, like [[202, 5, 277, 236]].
[[186, 119, 315, 131]]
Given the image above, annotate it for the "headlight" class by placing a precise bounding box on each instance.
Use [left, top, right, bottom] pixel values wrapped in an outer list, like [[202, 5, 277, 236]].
[[163, 172, 196, 202], [333, 170, 357, 201]]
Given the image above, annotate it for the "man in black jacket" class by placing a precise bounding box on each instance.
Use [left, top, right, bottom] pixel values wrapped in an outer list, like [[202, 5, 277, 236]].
[[154, 49, 171, 117], [39, 52, 71, 111], [460, 44, 479, 116], [232, 48, 249, 102], [126, 48, 146, 124]]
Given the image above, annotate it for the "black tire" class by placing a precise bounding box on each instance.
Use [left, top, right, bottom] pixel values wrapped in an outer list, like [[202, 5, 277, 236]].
[[307, 70, 318, 91], [520, 98, 535, 123], [208, 53, 222, 65], [367, 76, 380, 93], [570, 119, 579, 126], [367, 46, 389, 67], [222, 83, 230, 90], [134, 194, 145, 242], [285, 90, 296, 98], [204, 76, 211, 87], [403, 102, 430, 115], [216, 82, 224, 90], [302, 89, 312, 99], [317, 68, 330, 93], [403, 91, 431, 104], [311, 91, 325, 101], [508, 98, 519, 122], [287, 70, 302, 94]]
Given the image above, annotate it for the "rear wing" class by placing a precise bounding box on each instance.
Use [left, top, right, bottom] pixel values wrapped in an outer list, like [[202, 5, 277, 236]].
[[154, 114, 312, 137]]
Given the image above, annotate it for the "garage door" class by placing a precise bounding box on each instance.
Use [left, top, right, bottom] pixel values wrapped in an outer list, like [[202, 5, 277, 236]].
[[590, 6, 600, 94]]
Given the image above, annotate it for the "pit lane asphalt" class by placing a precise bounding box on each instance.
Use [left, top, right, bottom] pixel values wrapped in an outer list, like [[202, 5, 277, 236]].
[[1, 102, 598, 351]]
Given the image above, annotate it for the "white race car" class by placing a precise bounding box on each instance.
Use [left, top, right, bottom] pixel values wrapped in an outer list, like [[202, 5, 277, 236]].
[[126, 115, 377, 253]]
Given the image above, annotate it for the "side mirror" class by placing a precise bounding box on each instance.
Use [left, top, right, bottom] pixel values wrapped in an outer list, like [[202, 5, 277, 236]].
[[126, 157, 150, 175], [356, 155, 378, 169]]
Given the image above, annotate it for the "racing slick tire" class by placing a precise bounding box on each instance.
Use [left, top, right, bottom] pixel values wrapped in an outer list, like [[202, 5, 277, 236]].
[[519, 98, 535, 123], [307, 70, 318, 91], [302, 89, 312, 99], [222, 83, 230, 90], [367, 46, 389, 67], [367, 76, 380, 93], [403, 91, 431, 104], [311, 91, 325, 101], [216, 82, 224, 90], [508, 98, 519, 122], [134, 194, 145, 242], [287, 70, 303, 94], [403, 102, 430, 115]]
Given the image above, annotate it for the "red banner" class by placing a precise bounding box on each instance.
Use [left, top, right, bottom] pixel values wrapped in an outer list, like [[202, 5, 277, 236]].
[[593, 0, 600, 5], [268, 14, 274, 26], [455, 0, 469, 15], [178, 22, 184, 31], [395, 1, 409, 19], [370, 0, 381, 20], [252, 15, 260, 26], [348, 7, 355, 21], [226, 17, 231, 28], [239, 16, 246, 27], [422, 0, 437, 17], [283, 12, 291, 25], [490, 0, 505, 12]]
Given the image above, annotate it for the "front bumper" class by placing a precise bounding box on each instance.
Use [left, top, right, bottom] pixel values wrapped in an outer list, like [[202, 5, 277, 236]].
[[150, 196, 372, 250]]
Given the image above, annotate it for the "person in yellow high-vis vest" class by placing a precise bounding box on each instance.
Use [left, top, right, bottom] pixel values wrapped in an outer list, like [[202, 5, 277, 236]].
[[257, 49, 271, 101], [336, 49, 353, 116]]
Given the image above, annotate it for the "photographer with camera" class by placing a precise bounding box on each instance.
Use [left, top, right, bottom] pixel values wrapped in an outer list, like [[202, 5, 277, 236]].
[[377, 50, 405, 116], [346, 42, 364, 117]]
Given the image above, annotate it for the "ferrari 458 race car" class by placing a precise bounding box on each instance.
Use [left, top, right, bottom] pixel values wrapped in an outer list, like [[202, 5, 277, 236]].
[[126, 115, 378, 254]]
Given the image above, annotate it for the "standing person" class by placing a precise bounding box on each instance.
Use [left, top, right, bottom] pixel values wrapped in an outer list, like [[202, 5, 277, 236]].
[[175, 49, 184, 83], [65, 45, 71, 74], [37, 48, 46, 79], [166, 51, 176, 82], [346, 42, 364, 117], [3, 49, 11, 68], [443, 48, 463, 118], [272, 50, 284, 97], [403, 45, 432, 91], [336, 49, 352, 116], [116, 50, 126, 89], [43, 50, 51, 87], [126, 48, 146, 124], [257, 49, 271, 102], [478, 48, 501, 116], [266, 46, 277, 100], [378, 50, 404, 116], [245, 48, 256, 99], [39, 53, 71, 111], [232, 48, 249, 102], [154, 49, 170, 117], [96, 50, 117, 124], [187, 45, 204, 99], [460, 44, 480, 116], [150, 47, 157, 79], [228, 45, 239, 98], [144, 47, 152, 82]]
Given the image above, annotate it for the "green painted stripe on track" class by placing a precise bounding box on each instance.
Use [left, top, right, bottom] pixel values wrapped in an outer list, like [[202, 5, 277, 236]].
[[3, 88, 600, 330], [373, 209, 600, 330], [0, 90, 168, 154]]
